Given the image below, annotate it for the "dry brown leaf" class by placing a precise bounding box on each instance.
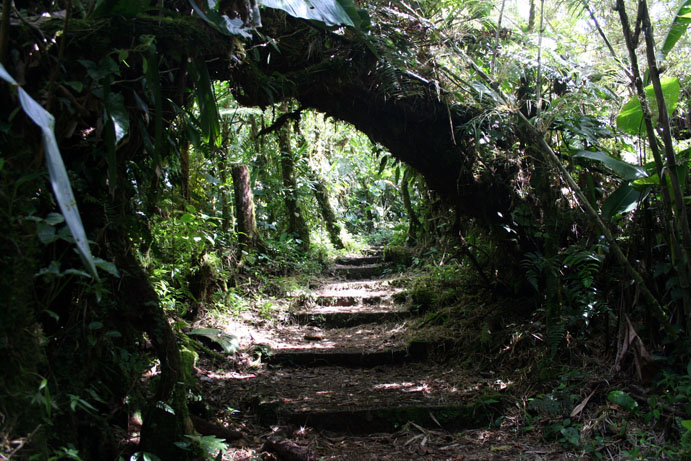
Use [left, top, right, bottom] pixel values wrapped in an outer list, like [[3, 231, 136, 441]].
[[570, 388, 597, 417]]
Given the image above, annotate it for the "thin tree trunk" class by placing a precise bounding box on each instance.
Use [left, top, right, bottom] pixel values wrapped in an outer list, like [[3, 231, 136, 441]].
[[536, 0, 545, 115], [220, 151, 233, 232], [401, 168, 420, 246], [180, 141, 190, 201], [231, 164, 260, 250], [311, 170, 344, 249], [527, 0, 536, 32], [277, 125, 310, 251], [491, 0, 506, 75], [361, 180, 375, 231]]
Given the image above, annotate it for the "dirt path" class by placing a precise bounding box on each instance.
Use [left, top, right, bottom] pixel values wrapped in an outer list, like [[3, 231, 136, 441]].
[[196, 253, 565, 460]]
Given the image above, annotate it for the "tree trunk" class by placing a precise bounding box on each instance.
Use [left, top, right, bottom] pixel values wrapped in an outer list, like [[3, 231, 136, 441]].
[[220, 152, 233, 232], [118, 252, 193, 459], [361, 180, 375, 231], [180, 141, 190, 201], [528, 0, 536, 32], [231, 164, 260, 250], [277, 125, 310, 251], [310, 170, 344, 249], [110, 137, 195, 458], [401, 168, 421, 246]]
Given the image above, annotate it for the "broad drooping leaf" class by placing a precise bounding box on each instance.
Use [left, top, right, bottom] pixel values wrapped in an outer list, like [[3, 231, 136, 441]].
[[188, 328, 240, 354], [573, 150, 647, 181], [105, 92, 130, 144], [0, 64, 98, 279], [662, 0, 691, 59], [602, 184, 650, 219], [617, 78, 681, 135], [258, 0, 356, 27]]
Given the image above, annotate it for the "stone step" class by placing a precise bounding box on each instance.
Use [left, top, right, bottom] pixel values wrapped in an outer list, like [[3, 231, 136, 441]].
[[332, 263, 387, 280], [315, 277, 402, 294], [334, 255, 383, 266], [244, 364, 505, 433], [258, 402, 501, 433], [292, 310, 412, 328], [266, 341, 428, 367], [312, 294, 384, 306], [363, 246, 384, 256]]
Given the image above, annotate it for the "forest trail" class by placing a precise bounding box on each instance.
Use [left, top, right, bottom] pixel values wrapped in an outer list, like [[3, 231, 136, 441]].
[[197, 252, 562, 460]]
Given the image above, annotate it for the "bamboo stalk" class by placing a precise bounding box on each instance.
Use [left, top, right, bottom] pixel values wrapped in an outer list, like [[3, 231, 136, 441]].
[[639, 0, 691, 328], [616, 0, 691, 331]]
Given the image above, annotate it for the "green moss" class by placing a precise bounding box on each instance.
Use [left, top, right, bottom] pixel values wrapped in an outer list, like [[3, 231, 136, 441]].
[[383, 245, 413, 265], [410, 285, 435, 312], [180, 346, 199, 387]]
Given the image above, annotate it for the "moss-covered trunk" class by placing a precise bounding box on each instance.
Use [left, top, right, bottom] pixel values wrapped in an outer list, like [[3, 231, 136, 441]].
[[232, 163, 261, 250], [277, 124, 310, 251], [311, 170, 344, 249]]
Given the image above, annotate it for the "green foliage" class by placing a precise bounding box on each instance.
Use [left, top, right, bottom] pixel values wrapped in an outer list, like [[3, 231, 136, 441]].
[[616, 78, 681, 135], [4, 0, 691, 457], [608, 390, 639, 412], [406, 258, 467, 314], [602, 184, 650, 219], [190, 60, 222, 146], [521, 245, 608, 356], [572, 150, 646, 181], [661, 0, 691, 59], [525, 370, 587, 448], [180, 434, 229, 459]]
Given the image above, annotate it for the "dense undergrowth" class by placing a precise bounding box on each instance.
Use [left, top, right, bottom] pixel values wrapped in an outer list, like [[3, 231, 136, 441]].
[[399, 242, 691, 459]]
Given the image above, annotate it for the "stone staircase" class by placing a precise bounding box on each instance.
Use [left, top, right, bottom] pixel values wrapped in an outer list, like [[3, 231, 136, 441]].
[[225, 252, 503, 438]]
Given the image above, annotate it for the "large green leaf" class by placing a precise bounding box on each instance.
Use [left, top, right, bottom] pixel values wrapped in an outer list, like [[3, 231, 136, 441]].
[[0, 64, 98, 279], [258, 0, 355, 27], [105, 91, 129, 144], [188, 328, 240, 354], [616, 77, 681, 135], [662, 0, 691, 58], [602, 184, 650, 218], [607, 390, 638, 411], [573, 150, 647, 181]]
